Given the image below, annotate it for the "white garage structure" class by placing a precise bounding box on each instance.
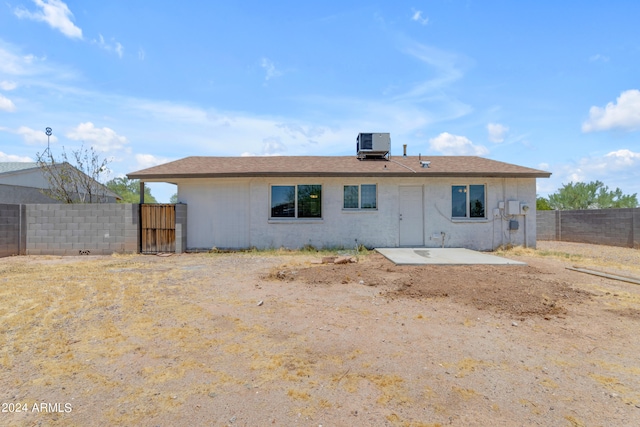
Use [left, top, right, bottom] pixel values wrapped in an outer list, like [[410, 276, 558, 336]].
[[128, 152, 550, 251]]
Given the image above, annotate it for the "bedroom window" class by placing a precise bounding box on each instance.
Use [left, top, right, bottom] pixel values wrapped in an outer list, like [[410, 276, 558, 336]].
[[452, 185, 485, 218], [343, 184, 377, 209], [271, 185, 322, 218]]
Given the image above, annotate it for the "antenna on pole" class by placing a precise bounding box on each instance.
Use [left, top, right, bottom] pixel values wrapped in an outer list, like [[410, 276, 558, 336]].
[[45, 127, 52, 155]]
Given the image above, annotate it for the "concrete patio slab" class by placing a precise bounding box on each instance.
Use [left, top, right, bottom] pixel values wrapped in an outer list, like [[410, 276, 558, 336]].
[[375, 248, 526, 266]]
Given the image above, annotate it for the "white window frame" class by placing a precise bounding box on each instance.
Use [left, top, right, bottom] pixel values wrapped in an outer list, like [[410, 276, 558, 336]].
[[343, 184, 377, 210], [451, 184, 486, 219], [270, 184, 322, 220]]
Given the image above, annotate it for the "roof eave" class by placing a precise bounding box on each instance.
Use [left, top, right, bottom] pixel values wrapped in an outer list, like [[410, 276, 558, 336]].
[[128, 171, 552, 180]]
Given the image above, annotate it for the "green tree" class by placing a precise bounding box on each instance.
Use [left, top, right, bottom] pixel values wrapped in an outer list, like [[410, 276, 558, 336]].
[[536, 196, 552, 210], [169, 193, 178, 203], [547, 181, 638, 210], [105, 177, 157, 203]]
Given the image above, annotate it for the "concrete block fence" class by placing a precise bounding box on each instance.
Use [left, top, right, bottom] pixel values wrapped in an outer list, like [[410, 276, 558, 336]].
[[25, 203, 140, 255], [175, 203, 187, 254], [0, 203, 26, 257], [537, 208, 640, 248], [0, 203, 187, 257]]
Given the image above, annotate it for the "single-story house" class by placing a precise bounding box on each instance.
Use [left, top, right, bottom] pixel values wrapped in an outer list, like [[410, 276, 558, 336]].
[[128, 135, 551, 251], [0, 162, 120, 204]]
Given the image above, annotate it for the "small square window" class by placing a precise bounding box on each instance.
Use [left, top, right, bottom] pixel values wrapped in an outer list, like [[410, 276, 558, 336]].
[[343, 184, 377, 210]]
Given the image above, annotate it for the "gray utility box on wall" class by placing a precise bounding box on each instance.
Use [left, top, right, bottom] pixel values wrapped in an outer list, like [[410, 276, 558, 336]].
[[509, 219, 519, 231]]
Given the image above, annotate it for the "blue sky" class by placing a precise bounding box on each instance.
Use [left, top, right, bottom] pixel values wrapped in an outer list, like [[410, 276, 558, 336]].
[[1, 1, 639, 202]]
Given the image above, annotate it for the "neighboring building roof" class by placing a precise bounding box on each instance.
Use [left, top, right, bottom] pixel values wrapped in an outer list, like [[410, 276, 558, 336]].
[[127, 155, 551, 180], [0, 162, 40, 175], [0, 162, 121, 200]]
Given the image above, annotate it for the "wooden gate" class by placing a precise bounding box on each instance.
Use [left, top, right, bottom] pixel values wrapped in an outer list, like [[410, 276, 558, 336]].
[[141, 204, 175, 254]]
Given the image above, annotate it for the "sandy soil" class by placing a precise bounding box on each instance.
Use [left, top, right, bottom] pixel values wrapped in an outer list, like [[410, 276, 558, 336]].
[[1, 242, 640, 426]]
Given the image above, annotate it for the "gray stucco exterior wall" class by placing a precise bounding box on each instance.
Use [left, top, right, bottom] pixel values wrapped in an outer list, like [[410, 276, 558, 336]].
[[0, 184, 119, 204], [0, 184, 63, 204], [177, 176, 538, 251]]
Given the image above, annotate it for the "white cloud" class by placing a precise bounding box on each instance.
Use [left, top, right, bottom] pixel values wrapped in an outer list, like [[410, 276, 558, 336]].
[[0, 44, 39, 75], [589, 54, 609, 62], [582, 89, 640, 132], [604, 148, 640, 168], [260, 57, 282, 81], [66, 122, 128, 152], [277, 123, 326, 140], [538, 148, 640, 197], [11, 126, 58, 145], [0, 81, 18, 90], [428, 132, 489, 156], [138, 47, 146, 61], [0, 151, 33, 162], [0, 94, 16, 112], [487, 122, 509, 143], [0, 41, 78, 84], [132, 100, 210, 124], [411, 10, 429, 25], [399, 43, 463, 97], [133, 154, 172, 170], [394, 41, 471, 125], [14, 0, 82, 39], [94, 34, 124, 58], [262, 137, 286, 155]]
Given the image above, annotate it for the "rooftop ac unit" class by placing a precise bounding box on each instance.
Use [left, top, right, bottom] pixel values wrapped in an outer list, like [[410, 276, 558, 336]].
[[356, 133, 390, 159]]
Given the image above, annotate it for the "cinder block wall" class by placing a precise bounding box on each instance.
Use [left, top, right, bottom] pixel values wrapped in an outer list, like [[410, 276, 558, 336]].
[[175, 203, 187, 254], [536, 210, 557, 241], [0, 203, 26, 257], [25, 204, 140, 255], [537, 208, 640, 248]]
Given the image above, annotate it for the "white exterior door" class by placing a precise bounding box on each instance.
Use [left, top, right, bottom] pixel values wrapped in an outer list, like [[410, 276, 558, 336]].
[[399, 186, 424, 246]]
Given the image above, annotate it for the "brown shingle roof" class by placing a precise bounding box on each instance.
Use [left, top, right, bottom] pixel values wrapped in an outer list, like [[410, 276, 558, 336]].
[[127, 156, 551, 180]]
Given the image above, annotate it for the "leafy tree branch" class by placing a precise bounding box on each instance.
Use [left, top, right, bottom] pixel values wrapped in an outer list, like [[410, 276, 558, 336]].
[[545, 181, 638, 210], [105, 177, 158, 203]]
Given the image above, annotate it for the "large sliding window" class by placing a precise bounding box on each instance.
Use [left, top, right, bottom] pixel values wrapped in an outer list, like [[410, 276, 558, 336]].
[[271, 185, 322, 219], [452, 184, 485, 219], [343, 184, 377, 210]]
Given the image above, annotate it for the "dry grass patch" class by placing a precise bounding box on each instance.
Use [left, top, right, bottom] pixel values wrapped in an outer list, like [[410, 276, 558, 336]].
[[2, 246, 639, 426], [440, 357, 493, 378]]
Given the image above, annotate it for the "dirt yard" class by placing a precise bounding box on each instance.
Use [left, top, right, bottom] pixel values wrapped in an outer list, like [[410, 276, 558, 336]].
[[1, 242, 640, 426]]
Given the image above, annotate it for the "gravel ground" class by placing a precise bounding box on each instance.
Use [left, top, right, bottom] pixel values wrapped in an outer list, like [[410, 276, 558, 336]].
[[1, 242, 639, 426], [537, 240, 640, 263], [536, 240, 640, 277]]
